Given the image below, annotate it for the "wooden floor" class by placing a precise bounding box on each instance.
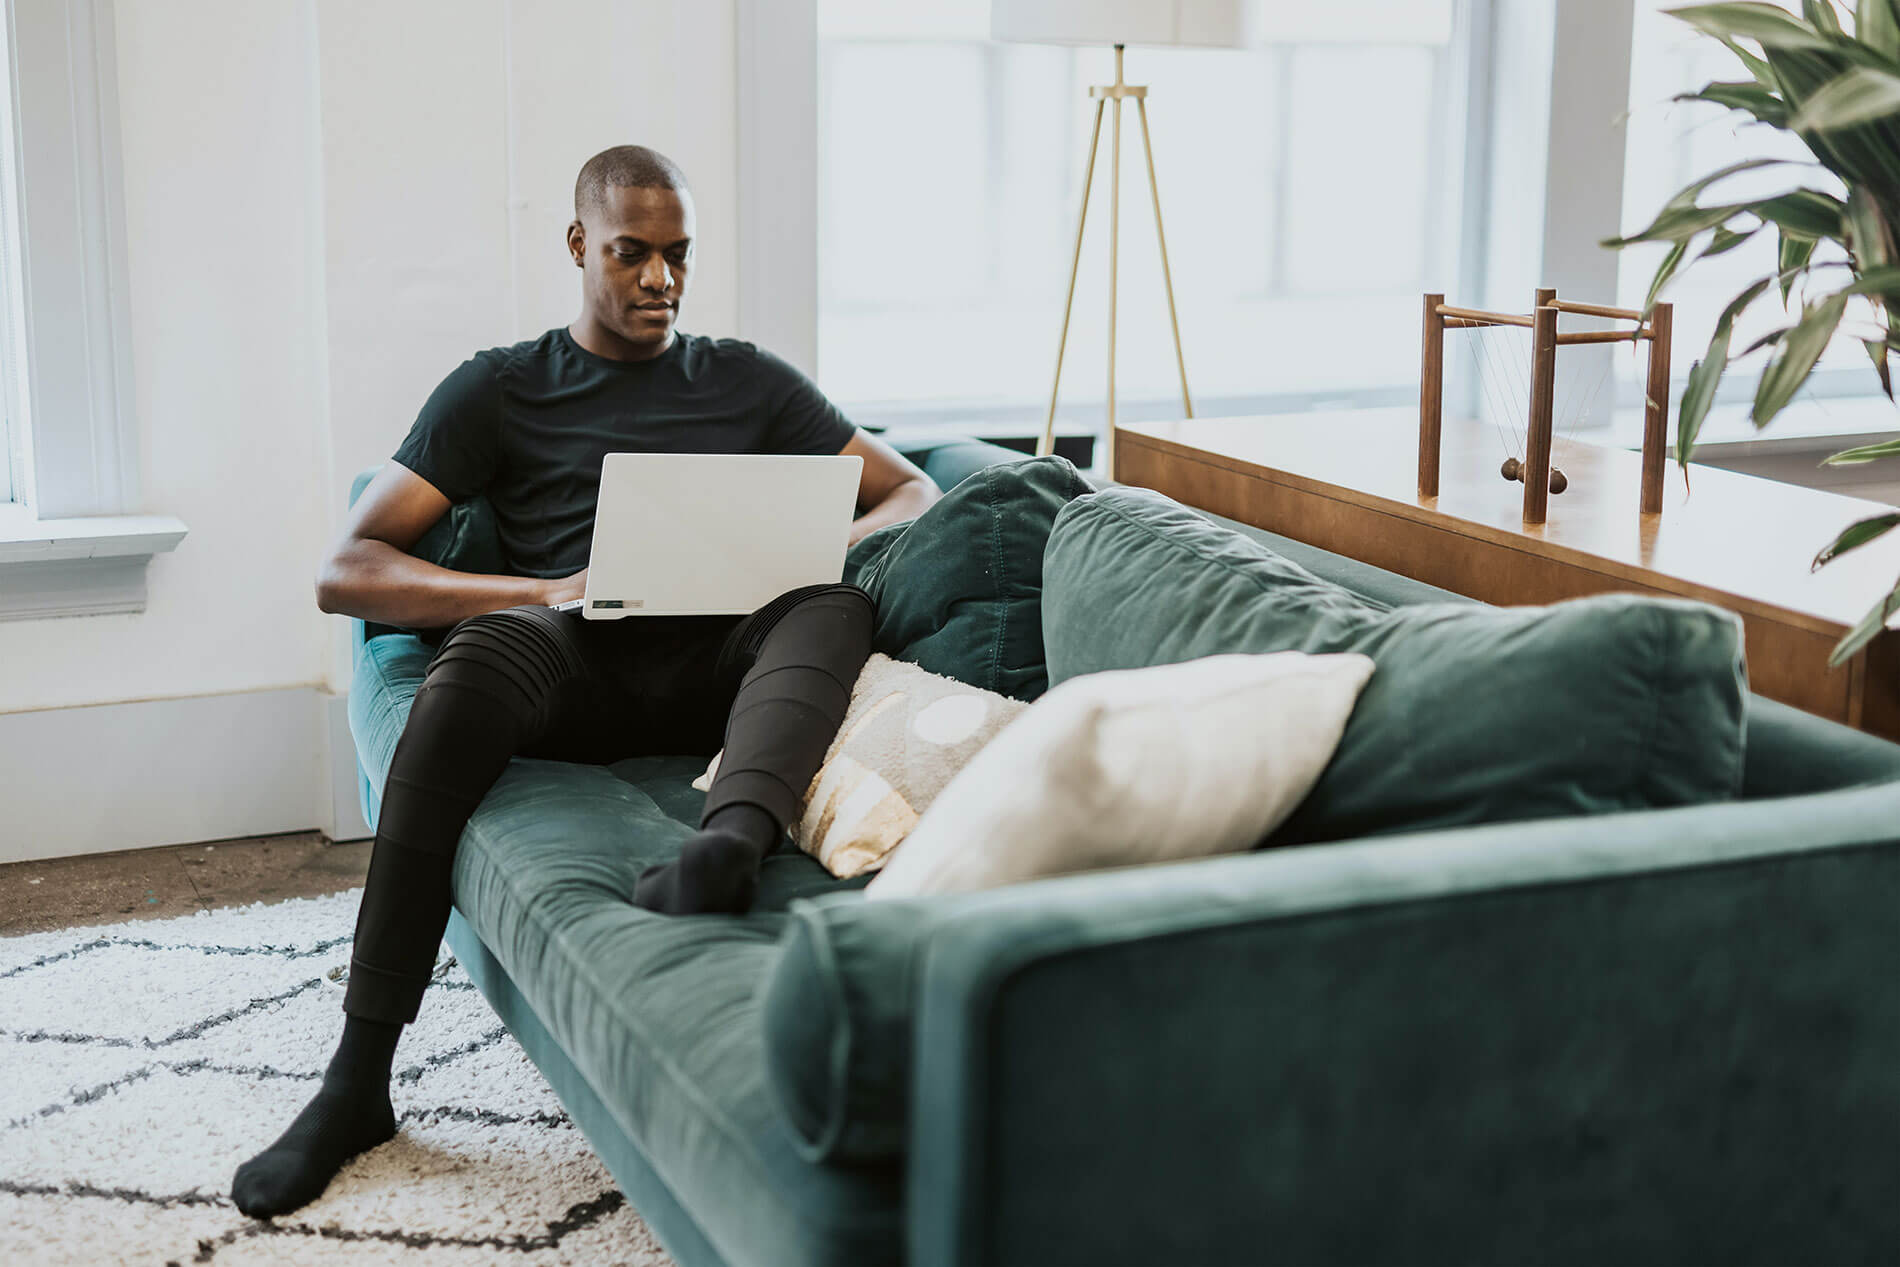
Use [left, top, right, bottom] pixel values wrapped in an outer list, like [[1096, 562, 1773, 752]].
[[0, 832, 372, 936]]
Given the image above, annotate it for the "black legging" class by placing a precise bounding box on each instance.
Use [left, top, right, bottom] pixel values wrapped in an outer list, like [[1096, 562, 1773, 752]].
[[344, 581, 874, 1024]]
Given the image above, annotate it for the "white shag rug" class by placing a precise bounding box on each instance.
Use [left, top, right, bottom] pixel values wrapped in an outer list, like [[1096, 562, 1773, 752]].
[[0, 890, 676, 1267]]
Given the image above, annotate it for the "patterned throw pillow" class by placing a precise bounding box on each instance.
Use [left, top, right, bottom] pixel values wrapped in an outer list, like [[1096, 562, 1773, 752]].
[[692, 653, 1026, 877]]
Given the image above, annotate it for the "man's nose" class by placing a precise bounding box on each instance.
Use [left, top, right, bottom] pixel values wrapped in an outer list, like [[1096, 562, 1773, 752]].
[[639, 258, 673, 293]]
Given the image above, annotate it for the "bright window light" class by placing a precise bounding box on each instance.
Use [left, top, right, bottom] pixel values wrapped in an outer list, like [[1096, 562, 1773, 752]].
[[817, 0, 1469, 422], [1616, 0, 1872, 406]]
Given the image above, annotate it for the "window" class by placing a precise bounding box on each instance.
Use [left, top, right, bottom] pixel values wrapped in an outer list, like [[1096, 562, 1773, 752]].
[[816, 0, 1471, 425], [1616, 0, 1874, 412], [0, 0, 182, 621], [0, 29, 18, 505]]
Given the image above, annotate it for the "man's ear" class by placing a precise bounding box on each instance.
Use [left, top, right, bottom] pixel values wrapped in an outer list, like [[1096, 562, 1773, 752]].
[[566, 220, 585, 268]]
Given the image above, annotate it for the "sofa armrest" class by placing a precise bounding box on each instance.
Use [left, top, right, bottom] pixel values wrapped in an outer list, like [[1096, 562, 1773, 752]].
[[900, 438, 1050, 493], [905, 783, 1900, 1266]]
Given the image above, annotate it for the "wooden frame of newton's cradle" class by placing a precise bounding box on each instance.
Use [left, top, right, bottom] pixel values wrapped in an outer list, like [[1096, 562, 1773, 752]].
[[1419, 288, 1674, 525]]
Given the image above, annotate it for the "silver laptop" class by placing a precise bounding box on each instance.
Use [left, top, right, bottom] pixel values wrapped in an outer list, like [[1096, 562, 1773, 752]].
[[559, 452, 864, 619]]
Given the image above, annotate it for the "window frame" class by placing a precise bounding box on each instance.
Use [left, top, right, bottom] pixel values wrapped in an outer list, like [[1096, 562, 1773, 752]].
[[0, 0, 184, 621]]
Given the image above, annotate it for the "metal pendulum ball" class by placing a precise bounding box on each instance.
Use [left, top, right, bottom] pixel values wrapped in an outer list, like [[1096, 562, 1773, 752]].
[[1501, 456, 1566, 494]]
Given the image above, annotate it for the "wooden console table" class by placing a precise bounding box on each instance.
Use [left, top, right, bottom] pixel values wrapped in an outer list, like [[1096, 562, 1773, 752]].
[[1117, 410, 1900, 740]]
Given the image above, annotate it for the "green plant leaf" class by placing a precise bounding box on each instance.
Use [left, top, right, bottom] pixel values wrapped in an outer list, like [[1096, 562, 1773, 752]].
[[1789, 64, 1900, 128], [1834, 263, 1900, 297], [1813, 512, 1900, 568], [1667, 3, 1834, 49], [1866, 337, 1896, 397], [1664, 158, 1808, 211], [1705, 224, 1764, 257], [1754, 188, 1849, 238], [1804, 0, 1846, 36], [1738, 326, 1791, 357], [1603, 200, 1754, 246], [1676, 79, 1794, 123], [1764, 45, 1900, 191], [1644, 240, 1689, 316], [1679, 277, 1775, 466], [1753, 292, 1849, 425], [1717, 32, 1780, 84], [1861, 0, 1900, 60], [1780, 230, 1819, 299], [1828, 579, 1900, 665], [1825, 435, 1900, 463], [1843, 184, 1895, 271]]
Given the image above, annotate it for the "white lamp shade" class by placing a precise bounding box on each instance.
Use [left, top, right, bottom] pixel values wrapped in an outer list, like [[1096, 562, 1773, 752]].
[[989, 0, 1246, 49]]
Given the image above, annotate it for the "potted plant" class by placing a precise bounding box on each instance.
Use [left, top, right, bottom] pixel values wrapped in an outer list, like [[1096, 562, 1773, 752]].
[[1606, 0, 1900, 663]]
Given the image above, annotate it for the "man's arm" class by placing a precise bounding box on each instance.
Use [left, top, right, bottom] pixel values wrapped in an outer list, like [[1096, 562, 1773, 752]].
[[316, 463, 580, 627], [840, 430, 939, 546]]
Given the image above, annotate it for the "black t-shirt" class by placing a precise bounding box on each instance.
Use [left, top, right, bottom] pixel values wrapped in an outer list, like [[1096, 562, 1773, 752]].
[[391, 326, 859, 578]]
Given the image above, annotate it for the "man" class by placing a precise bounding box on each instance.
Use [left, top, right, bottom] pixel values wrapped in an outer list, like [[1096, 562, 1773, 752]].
[[230, 145, 939, 1218]]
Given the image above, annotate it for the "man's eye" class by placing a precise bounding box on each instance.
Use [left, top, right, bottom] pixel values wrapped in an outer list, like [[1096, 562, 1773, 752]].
[[613, 250, 639, 263]]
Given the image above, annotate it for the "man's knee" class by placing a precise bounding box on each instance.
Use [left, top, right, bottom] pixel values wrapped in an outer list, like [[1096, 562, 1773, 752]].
[[739, 584, 873, 685], [769, 584, 873, 642], [421, 605, 585, 725]]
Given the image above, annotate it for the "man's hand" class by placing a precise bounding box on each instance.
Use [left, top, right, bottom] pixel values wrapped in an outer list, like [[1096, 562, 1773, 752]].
[[540, 567, 588, 607]]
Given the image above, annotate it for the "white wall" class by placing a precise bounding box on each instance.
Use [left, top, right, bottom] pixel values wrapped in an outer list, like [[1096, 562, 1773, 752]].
[[315, 0, 740, 691], [1, 0, 747, 854], [0, 0, 329, 716]]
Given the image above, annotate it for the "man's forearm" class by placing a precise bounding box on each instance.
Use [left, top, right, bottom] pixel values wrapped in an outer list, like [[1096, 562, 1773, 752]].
[[848, 477, 938, 546], [317, 538, 554, 629]]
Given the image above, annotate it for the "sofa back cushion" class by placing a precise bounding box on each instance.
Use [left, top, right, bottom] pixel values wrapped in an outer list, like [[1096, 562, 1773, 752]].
[[1166, 503, 1900, 802], [1041, 488, 1750, 845], [843, 455, 1093, 701]]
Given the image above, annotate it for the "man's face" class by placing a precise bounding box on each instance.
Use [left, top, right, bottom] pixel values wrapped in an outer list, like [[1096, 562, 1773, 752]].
[[569, 185, 695, 354]]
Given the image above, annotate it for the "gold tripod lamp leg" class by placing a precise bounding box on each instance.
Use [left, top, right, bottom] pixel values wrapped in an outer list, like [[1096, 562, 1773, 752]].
[[1039, 100, 1107, 459], [1135, 96, 1192, 420]]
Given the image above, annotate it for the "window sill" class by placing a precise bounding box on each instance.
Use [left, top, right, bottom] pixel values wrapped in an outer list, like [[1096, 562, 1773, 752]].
[[1607, 394, 1900, 459], [0, 507, 189, 621]]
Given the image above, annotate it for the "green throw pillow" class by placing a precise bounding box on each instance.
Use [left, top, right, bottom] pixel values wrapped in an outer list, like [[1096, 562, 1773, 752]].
[[844, 455, 1094, 701], [1041, 488, 1750, 844]]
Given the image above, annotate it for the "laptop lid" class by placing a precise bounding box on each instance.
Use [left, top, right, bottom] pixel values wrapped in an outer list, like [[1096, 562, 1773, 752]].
[[580, 452, 864, 618]]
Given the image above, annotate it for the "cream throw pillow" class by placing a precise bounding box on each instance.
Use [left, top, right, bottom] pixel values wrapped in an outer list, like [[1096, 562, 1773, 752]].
[[865, 651, 1375, 899], [692, 653, 1027, 878]]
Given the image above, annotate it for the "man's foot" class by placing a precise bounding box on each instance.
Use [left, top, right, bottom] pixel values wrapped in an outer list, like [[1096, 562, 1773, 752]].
[[230, 1084, 397, 1217], [231, 1014, 402, 1218], [633, 804, 776, 915]]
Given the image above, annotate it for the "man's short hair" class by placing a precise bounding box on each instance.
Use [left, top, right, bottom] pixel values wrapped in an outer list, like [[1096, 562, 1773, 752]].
[[574, 145, 689, 218]]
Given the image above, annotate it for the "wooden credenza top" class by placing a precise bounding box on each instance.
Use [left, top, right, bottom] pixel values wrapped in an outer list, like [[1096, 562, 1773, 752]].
[[1119, 410, 1900, 640]]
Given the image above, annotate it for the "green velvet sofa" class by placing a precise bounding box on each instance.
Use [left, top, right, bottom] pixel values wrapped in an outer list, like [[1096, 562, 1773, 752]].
[[346, 441, 1900, 1266]]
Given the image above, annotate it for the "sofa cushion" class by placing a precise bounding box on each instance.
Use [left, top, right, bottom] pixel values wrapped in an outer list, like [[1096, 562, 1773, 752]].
[[844, 454, 1094, 701], [1042, 488, 1750, 845], [693, 653, 1030, 877], [1164, 504, 1900, 802], [864, 651, 1375, 898]]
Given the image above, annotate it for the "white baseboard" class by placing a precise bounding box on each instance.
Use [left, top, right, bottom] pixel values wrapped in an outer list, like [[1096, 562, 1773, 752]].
[[0, 685, 371, 864]]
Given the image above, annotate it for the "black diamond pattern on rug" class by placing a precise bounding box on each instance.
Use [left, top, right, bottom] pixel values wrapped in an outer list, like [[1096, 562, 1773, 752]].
[[0, 890, 674, 1266]]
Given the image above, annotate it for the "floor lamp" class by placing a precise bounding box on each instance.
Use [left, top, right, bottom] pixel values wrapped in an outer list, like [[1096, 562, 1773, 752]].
[[991, 1, 1247, 481]]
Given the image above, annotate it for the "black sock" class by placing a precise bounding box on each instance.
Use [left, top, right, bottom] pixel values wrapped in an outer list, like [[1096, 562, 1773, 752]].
[[230, 1016, 402, 1218], [632, 802, 780, 916]]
